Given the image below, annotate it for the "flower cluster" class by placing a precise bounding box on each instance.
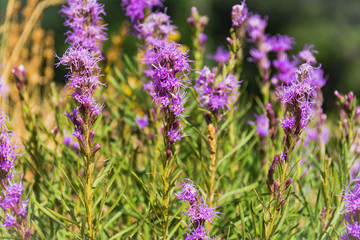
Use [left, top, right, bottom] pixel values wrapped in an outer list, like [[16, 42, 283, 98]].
[[246, 13, 270, 82], [254, 114, 269, 138], [195, 66, 240, 114], [269, 34, 296, 86], [137, 12, 176, 42], [341, 180, 360, 240], [175, 179, 222, 240], [135, 115, 149, 130], [121, 0, 163, 23], [123, 0, 190, 145], [57, 0, 107, 153], [245, 9, 324, 89], [231, 2, 248, 28], [0, 111, 30, 239], [277, 64, 318, 134], [61, 0, 107, 56], [210, 46, 230, 64]]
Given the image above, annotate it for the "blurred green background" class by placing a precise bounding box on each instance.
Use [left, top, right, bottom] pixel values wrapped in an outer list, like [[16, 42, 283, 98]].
[[4, 0, 360, 111]]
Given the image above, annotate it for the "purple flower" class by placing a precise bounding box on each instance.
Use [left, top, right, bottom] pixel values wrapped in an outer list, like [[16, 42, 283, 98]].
[[280, 116, 296, 131], [298, 44, 318, 64], [211, 46, 230, 64], [272, 54, 298, 85], [135, 115, 149, 130], [247, 13, 267, 41], [143, 39, 190, 143], [175, 179, 222, 240], [231, 2, 248, 27], [0, 111, 30, 238], [167, 124, 184, 144], [341, 180, 360, 239], [137, 12, 176, 41], [267, 34, 295, 53], [246, 13, 271, 81], [2, 214, 16, 229], [255, 114, 269, 137], [0, 113, 18, 178], [199, 33, 207, 48], [58, 0, 107, 152], [61, 0, 107, 56], [195, 66, 241, 113], [276, 64, 318, 134], [121, 0, 163, 23], [175, 179, 198, 204]]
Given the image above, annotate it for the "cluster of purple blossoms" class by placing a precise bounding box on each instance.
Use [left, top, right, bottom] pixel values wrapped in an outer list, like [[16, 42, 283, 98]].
[[121, 0, 163, 23], [231, 2, 248, 28], [209, 46, 230, 65], [246, 13, 270, 81], [340, 180, 360, 239], [146, 40, 190, 143], [175, 179, 222, 240], [195, 66, 240, 114], [57, 0, 107, 152], [135, 114, 149, 130], [254, 114, 269, 138], [277, 63, 322, 136], [269, 34, 296, 86], [0, 111, 30, 239], [123, 0, 190, 145], [137, 12, 176, 42]]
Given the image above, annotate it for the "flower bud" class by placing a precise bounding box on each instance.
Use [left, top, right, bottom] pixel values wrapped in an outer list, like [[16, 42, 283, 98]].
[[334, 90, 344, 102], [284, 178, 292, 190]]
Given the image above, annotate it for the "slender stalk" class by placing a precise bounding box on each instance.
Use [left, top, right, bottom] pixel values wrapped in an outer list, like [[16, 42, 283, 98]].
[[208, 122, 217, 210], [82, 113, 95, 239], [162, 161, 170, 240]]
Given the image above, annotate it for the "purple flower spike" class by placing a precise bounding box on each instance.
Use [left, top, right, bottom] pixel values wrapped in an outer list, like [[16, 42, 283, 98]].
[[247, 13, 267, 41], [58, 0, 107, 151], [121, 0, 163, 23], [138, 12, 176, 41], [175, 179, 198, 204], [175, 179, 222, 240], [268, 34, 295, 53], [298, 44, 318, 64], [61, 0, 107, 56], [341, 180, 360, 239], [195, 66, 241, 114], [0, 111, 30, 239], [231, 1, 248, 27], [211, 46, 230, 64]]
